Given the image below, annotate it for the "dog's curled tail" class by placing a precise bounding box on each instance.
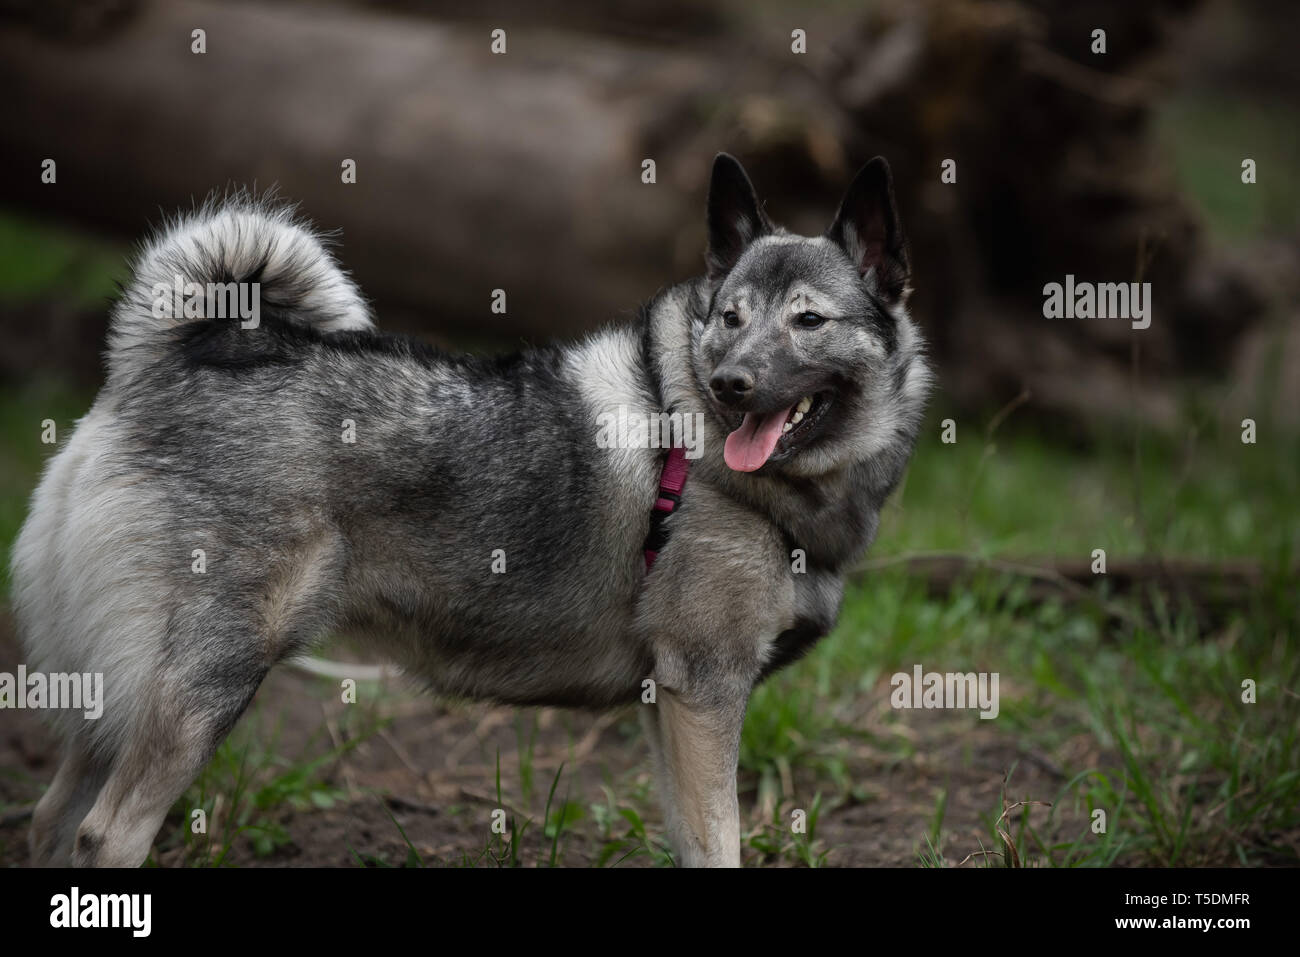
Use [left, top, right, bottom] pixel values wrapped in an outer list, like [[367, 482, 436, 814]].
[[107, 192, 373, 382]]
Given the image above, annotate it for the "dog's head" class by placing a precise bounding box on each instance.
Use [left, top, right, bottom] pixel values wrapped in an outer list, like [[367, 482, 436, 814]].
[[692, 153, 929, 477]]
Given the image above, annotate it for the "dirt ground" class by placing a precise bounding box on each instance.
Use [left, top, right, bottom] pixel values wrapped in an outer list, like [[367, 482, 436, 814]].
[[0, 608, 1083, 868]]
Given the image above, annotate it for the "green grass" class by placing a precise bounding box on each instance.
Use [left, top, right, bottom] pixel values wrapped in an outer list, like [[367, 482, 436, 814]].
[[0, 208, 126, 308], [1156, 93, 1300, 241], [156, 681, 388, 867], [591, 778, 676, 867], [0, 381, 93, 593], [743, 564, 1298, 865], [743, 790, 830, 866], [876, 399, 1299, 562]]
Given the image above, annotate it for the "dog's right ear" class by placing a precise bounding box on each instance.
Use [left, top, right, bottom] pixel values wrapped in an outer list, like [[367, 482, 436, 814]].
[[706, 153, 770, 280], [827, 156, 909, 303]]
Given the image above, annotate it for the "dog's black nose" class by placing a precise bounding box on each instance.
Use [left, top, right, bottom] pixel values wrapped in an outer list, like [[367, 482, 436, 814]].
[[710, 367, 755, 406]]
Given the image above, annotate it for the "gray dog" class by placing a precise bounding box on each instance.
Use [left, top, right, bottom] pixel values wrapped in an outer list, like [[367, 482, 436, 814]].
[[12, 154, 930, 867]]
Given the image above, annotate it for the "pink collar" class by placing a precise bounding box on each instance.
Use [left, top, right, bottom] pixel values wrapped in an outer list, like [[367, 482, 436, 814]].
[[643, 445, 690, 572]]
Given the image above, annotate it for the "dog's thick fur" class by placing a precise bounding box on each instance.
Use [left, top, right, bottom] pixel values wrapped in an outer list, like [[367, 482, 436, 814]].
[[13, 155, 930, 867]]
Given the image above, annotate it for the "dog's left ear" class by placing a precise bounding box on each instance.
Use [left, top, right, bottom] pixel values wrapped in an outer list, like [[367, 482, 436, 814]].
[[827, 157, 909, 303], [706, 153, 771, 280]]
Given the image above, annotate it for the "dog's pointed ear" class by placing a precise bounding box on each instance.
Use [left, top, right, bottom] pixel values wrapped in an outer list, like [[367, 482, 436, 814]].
[[827, 157, 909, 303], [706, 153, 770, 280]]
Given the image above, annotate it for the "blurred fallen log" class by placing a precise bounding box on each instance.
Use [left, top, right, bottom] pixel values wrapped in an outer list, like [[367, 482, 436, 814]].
[[0, 0, 1266, 430], [829, 0, 1264, 426], [0, 0, 844, 345], [858, 551, 1295, 612]]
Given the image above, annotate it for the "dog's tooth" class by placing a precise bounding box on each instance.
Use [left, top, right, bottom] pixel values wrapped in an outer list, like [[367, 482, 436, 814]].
[[796, 396, 812, 413], [782, 422, 793, 433], [792, 411, 804, 424]]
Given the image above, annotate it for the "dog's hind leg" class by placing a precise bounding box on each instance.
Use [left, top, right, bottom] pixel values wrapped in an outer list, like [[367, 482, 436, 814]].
[[69, 528, 343, 867], [29, 742, 114, 866], [70, 659, 267, 868]]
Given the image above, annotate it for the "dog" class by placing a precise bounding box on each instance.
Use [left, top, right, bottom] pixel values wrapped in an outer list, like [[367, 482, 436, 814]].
[[12, 153, 930, 867]]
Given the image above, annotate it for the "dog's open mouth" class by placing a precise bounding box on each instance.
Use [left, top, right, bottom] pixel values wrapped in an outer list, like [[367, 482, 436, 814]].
[[723, 392, 830, 472]]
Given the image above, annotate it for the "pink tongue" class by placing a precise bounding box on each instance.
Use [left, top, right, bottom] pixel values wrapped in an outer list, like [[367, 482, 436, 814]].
[[723, 405, 795, 472]]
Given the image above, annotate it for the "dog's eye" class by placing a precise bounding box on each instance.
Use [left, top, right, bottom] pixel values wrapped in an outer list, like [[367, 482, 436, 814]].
[[796, 312, 826, 328], [722, 310, 740, 328]]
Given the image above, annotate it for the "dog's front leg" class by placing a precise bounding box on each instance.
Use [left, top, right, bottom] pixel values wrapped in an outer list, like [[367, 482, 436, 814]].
[[643, 689, 747, 867], [635, 487, 789, 867]]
